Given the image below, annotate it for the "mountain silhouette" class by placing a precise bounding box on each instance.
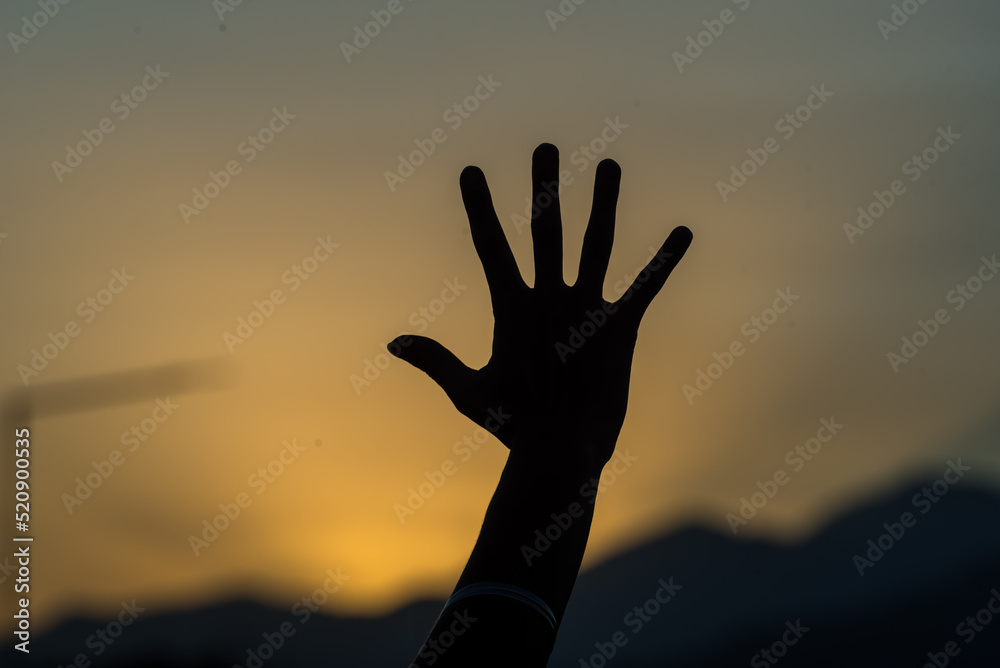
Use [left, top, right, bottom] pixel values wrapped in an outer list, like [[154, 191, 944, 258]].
[[6, 477, 999, 667]]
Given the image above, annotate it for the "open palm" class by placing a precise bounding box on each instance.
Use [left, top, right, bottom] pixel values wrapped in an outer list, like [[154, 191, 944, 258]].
[[391, 143, 692, 467]]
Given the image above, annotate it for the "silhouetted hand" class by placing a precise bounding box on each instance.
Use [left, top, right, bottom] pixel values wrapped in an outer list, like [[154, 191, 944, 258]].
[[392, 143, 692, 471]]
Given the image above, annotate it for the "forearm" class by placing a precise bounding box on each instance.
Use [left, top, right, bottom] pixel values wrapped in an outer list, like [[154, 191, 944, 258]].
[[456, 442, 601, 618], [410, 432, 609, 667]]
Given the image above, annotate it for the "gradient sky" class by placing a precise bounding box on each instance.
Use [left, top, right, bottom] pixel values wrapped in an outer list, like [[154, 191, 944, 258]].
[[1, 0, 999, 636]]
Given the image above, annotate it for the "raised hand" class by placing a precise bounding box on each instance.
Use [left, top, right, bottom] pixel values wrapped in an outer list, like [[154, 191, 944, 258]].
[[402, 143, 694, 667], [392, 143, 692, 467]]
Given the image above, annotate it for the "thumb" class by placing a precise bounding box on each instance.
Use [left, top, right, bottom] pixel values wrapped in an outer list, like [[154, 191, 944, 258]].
[[390, 335, 475, 399]]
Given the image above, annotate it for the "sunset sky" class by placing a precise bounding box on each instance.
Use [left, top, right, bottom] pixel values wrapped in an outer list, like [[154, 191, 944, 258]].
[[1, 0, 999, 636]]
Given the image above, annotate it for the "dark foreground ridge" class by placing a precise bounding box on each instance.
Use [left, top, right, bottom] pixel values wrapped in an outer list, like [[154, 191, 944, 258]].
[[4, 478, 999, 668]]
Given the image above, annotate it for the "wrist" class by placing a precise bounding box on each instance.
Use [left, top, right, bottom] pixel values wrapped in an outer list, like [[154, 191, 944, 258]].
[[506, 431, 611, 487]]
